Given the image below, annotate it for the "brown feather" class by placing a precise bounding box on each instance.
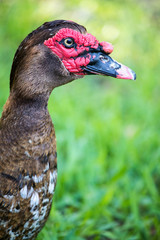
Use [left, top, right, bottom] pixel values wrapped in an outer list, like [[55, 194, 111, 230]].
[[0, 20, 85, 239]]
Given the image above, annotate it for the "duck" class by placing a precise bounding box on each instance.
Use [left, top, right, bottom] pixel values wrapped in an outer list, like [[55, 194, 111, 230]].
[[0, 20, 136, 240]]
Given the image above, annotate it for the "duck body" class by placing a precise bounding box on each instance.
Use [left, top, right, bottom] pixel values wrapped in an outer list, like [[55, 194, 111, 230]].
[[0, 20, 136, 239], [0, 96, 57, 239]]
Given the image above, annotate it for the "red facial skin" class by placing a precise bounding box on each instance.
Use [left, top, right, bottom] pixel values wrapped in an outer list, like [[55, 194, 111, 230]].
[[44, 28, 113, 75]]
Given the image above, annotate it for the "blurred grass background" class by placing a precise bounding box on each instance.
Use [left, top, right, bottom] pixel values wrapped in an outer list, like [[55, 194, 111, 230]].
[[0, 0, 160, 239]]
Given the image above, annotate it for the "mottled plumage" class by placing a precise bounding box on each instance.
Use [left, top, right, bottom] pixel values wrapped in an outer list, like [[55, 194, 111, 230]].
[[0, 89, 57, 239]]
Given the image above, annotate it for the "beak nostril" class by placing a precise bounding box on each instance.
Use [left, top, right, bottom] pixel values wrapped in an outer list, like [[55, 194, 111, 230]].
[[99, 55, 110, 63], [99, 55, 104, 60]]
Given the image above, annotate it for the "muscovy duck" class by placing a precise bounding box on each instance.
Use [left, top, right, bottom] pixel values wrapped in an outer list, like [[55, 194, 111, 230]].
[[0, 20, 136, 240]]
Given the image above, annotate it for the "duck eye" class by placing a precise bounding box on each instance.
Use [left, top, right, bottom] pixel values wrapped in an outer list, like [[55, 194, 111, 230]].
[[63, 38, 74, 48]]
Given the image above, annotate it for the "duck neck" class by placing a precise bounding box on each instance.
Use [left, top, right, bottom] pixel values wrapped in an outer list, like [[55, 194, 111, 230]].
[[10, 90, 50, 110], [1, 88, 57, 178], [1, 90, 52, 132]]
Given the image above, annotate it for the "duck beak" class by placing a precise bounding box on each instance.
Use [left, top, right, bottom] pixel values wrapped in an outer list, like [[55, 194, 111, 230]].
[[83, 52, 136, 80]]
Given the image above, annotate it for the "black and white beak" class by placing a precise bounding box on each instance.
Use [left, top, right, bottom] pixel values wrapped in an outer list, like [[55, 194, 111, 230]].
[[83, 51, 136, 80]]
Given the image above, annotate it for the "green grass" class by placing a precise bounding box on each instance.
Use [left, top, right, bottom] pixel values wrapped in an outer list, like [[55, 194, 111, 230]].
[[0, 0, 160, 239]]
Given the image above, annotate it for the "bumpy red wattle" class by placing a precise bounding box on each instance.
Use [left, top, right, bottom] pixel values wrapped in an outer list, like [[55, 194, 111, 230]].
[[44, 28, 113, 74], [100, 41, 113, 54]]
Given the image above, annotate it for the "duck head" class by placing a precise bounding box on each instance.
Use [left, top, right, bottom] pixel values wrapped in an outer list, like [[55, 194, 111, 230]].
[[10, 20, 136, 99], [44, 26, 136, 80]]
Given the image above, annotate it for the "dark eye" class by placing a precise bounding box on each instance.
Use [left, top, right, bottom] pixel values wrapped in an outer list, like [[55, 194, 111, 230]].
[[63, 38, 75, 48]]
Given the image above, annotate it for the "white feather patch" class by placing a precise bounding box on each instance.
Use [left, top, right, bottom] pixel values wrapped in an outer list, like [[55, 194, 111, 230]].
[[30, 191, 39, 207]]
